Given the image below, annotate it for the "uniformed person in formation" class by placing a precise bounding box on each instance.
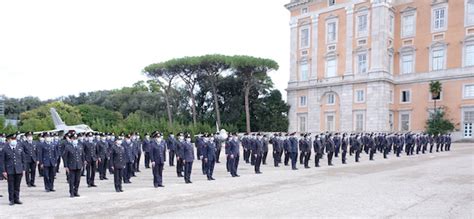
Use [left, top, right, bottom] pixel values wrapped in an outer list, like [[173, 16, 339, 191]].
[[22, 132, 38, 187], [110, 135, 126, 192], [271, 133, 282, 167], [38, 132, 58, 192], [262, 134, 269, 165], [182, 133, 194, 184], [300, 133, 311, 169], [150, 131, 166, 188], [325, 133, 335, 166], [97, 133, 109, 180], [253, 133, 263, 174], [83, 132, 98, 187], [63, 133, 85, 198], [0, 133, 4, 198], [202, 133, 217, 180], [228, 133, 240, 177], [2, 133, 25, 205], [175, 133, 185, 177], [166, 132, 177, 167], [142, 133, 151, 168], [122, 134, 134, 184], [288, 133, 298, 170], [341, 133, 348, 164]]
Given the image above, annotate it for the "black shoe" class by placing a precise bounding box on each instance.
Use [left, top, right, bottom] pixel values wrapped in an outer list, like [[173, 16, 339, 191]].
[[91, 184, 97, 187], [50, 189, 56, 192], [120, 189, 124, 192], [0, 194, 2, 197], [292, 168, 298, 170], [216, 161, 220, 163], [75, 194, 80, 197], [158, 185, 164, 187], [31, 184, 36, 187], [207, 178, 212, 181], [14, 200, 23, 205], [305, 166, 310, 169], [70, 194, 75, 198], [9, 201, 14, 206], [46, 189, 50, 192], [256, 172, 262, 174], [210, 177, 215, 180], [116, 189, 121, 192], [104, 177, 108, 180]]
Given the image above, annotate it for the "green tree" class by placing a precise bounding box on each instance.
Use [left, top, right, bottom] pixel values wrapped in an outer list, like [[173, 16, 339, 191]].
[[429, 80, 442, 111], [231, 55, 279, 133], [426, 109, 454, 135], [19, 102, 82, 132]]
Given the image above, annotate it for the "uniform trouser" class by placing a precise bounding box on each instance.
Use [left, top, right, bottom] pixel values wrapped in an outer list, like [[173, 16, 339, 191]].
[[436, 143, 440, 152], [383, 147, 389, 158], [152, 163, 164, 186], [290, 152, 298, 169], [25, 162, 36, 186], [250, 150, 255, 165], [197, 148, 202, 160], [98, 159, 108, 179], [416, 145, 421, 154], [144, 152, 151, 168], [86, 161, 97, 186], [113, 168, 123, 191], [43, 166, 55, 190], [168, 150, 175, 166], [55, 157, 61, 173], [429, 144, 434, 153], [201, 158, 207, 175], [176, 157, 184, 176], [7, 173, 22, 202], [135, 153, 141, 171], [232, 155, 240, 176], [243, 149, 250, 163], [369, 149, 375, 160], [396, 146, 402, 157], [123, 163, 132, 182], [284, 151, 290, 165], [315, 153, 322, 167], [341, 150, 347, 163], [38, 164, 43, 177], [447, 143, 451, 151], [335, 146, 339, 157], [349, 147, 353, 156], [108, 158, 114, 174], [273, 151, 281, 167], [299, 151, 304, 164], [355, 150, 360, 162], [405, 144, 411, 155], [68, 169, 81, 195], [254, 154, 262, 173], [422, 144, 427, 153], [410, 144, 415, 155], [327, 152, 334, 165], [441, 144, 445, 151], [262, 151, 268, 164], [226, 155, 231, 172], [303, 152, 311, 167], [215, 148, 221, 163], [184, 162, 193, 182], [206, 160, 215, 179]]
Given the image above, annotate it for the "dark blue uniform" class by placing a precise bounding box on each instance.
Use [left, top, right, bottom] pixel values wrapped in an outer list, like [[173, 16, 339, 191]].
[[183, 141, 194, 183], [63, 142, 85, 197], [203, 141, 216, 180], [150, 140, 166, 187], [122, 140, 134, 183], [22, 140, 38, 187], [97, 140, 109, 180], [38, 142, 57, 191], [111, 143, 126, 192], [84, 140, 98, 186], [2, 142, 25, 204], [229, 138, 240, 177]]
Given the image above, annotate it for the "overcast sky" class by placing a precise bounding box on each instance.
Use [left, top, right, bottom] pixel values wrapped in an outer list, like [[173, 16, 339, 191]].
[[0, 0, 290, 101]]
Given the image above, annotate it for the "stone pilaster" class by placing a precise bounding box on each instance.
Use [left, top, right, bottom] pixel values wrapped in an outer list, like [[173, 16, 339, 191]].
[[345, 5, 354, 75], [366, 81, 391, 132], [311, 15, 319, 80], [340, 84, 354, 131], [289, 18, 298, 83]]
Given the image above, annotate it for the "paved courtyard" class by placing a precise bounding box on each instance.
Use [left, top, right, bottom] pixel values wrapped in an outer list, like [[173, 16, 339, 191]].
[[0, 143, 473, 218]]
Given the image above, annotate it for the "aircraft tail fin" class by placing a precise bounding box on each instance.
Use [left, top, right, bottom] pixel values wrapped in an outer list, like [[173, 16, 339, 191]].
[[50, 108, 66, 129]]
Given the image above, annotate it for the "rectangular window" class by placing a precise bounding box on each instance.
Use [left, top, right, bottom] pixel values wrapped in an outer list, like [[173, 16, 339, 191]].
[[400, 112, 410, 131], [389, 90, 394, 103], [328, 0, 335, 6], [327, 93, 335, 105], [465, 44, 474, 67], [401, 90, 411, 103], [355, 90, 365, 103], [467, 1, 474, 26], [389, 112, 394, 131], [299, 115, 307, 132], [326, 58, 337, 77], [432, 48, 445, 71], [401, 53, 414, 74], [326, 114, 335, 131], [357, 14, 368, 36], [402, 14, 415, 37], [433, 7, 447, 31], [301, 7, 308, 14], [357, 53, 367, 74], [299, 96, 307, 107], [465, 84, 474, 98], [300, 28, 309, 48], [389, 14, 395, 34], [327, 22, 336, 43], [355, 112, 365, 132], [300, 63, 308, 80]]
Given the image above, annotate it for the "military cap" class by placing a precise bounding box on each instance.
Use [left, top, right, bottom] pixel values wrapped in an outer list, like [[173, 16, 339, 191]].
[[6, 133, 17, 140]]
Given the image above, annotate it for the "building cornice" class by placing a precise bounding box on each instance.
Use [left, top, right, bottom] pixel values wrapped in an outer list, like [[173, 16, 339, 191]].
[[284, 0, 314, 10]]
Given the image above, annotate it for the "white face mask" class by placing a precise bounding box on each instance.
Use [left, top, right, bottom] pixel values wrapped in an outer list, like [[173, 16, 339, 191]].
[[170, 135, 174, 138], [210, 137, 215, 141], [27, 136, 33, 142], [72, 140, 78, 145], [101, 137, 106, 141], [186, 138, 191, 142], [145, 136, 150, 140], [125, 139, 131, 144], [179, 136, 184, 141], [111, 136, 115, 141], [45, 137, 52, 143], [10, 140, 18, 147], [157, 138, 162, 143], [116, 140, 123, 145]]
